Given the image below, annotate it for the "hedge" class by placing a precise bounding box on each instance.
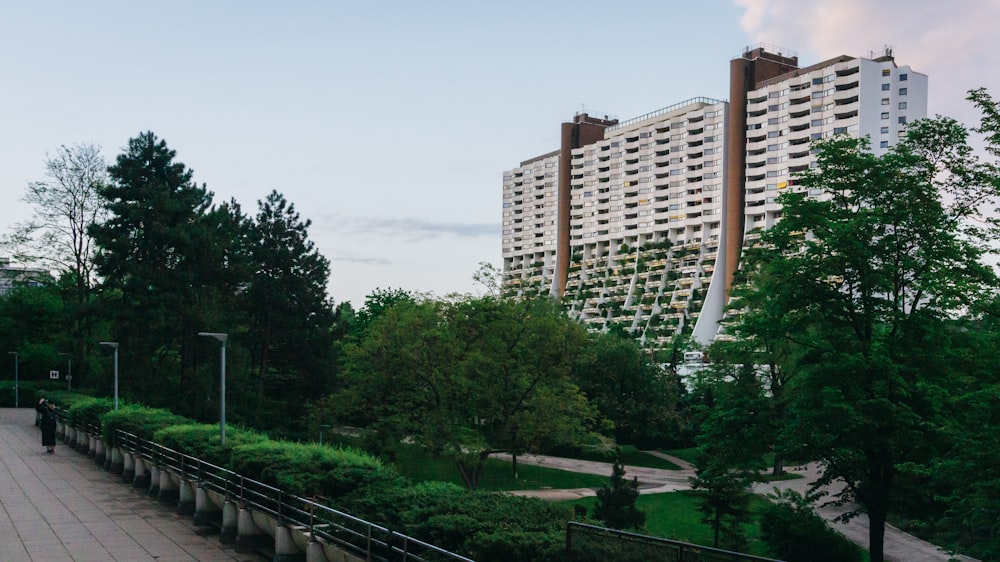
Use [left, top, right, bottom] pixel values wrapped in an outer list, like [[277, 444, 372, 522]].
[[229, 440, 404, 505], [152, 423, 268, 467], [52, 395, 593, 562], [100, 404, 192, 445]]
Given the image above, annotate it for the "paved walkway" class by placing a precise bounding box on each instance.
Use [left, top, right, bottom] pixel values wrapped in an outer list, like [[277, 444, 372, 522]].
[[504, 452, 978, 562], [0, 408, 265, 562]]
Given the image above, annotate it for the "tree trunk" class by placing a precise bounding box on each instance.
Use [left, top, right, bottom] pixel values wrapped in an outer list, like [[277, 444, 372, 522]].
[[512, 452, 518, 480], [771, 454, 784, 476], [868, 502, 888, 562]]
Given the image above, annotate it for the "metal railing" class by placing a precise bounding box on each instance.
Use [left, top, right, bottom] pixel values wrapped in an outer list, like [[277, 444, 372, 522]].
[[566, 522, 784, 562], [111, 428, 474, 562]]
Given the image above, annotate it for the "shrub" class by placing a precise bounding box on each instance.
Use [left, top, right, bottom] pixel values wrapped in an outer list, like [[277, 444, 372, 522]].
[[100, 404, 191, 445], [229, 441, 403, 504], [0, 380, 67, 408], [352, 481, 572, 562], [65, 396, 115, 429], [759, 490, 863, 562], [153, 423, 268, 467]]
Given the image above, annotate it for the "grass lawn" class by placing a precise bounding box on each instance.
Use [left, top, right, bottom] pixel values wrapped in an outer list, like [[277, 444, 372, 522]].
[[561, 490, 774, 557], [662, 447, 699, 465], [390, 445, 610, 491], [564, 444, 683, 470]]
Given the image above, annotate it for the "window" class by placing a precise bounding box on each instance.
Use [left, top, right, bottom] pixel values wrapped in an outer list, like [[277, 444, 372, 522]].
[[898, 116, 907, 125], [881, 112, 890, 119], [899, 87, 907, 95], [899, 73, 908, 81], [881, 98, 890, 105], [881, 126, 889, 134], [899, 102, 908, 110], [881, 83, 890, 91], [880, 140, 889, 148], [882, 69, 891, 76]]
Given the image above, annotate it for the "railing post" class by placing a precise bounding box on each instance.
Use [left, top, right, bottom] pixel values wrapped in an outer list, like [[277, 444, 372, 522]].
[[565, 522, 573, 562]]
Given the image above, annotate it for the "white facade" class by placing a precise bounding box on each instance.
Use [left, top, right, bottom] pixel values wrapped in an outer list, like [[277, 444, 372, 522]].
[[742, 55, 928, 239], [504, 99, 731, 345], [502, 151, 560, 295], [502, 49, 928, 349]]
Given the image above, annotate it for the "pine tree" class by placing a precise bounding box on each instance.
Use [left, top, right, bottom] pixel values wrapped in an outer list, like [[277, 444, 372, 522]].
[[593, 447, 645, 530]]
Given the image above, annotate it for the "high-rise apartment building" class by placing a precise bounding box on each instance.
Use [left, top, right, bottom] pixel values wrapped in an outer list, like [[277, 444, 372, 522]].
[[502, 45, 927, 346]]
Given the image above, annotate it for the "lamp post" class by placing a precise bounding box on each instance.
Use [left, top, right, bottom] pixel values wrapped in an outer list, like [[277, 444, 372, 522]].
[[7, 352, 18, 409], [198, 332, 228, 445], [99, 342, 119, 410], [59, 352, 72, 391]]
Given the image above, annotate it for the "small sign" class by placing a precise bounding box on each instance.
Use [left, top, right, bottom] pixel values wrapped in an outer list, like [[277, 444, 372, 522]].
[[49, 370, 59, 379]]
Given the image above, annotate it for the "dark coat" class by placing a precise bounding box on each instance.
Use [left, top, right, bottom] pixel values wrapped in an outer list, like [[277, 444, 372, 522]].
[[36, 402, 57, 447]]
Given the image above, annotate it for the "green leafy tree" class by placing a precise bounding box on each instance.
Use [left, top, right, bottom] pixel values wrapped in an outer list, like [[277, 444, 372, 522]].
[[730, 111, 998, 562], [2, 143, 109, 385], [593, 447, 645, 530], [573, 331, 680, 447], [335, 295, 596, 490]]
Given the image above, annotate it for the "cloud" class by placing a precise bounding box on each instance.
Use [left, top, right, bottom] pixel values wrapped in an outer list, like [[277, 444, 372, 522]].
[[319, 215, 499, 242], [733, 0, 1000, 126], [332, 256, 394, 266]]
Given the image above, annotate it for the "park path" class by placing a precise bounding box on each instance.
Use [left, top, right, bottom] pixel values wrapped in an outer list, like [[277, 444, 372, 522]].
[[503, 451, 978, 562], [0, 408, 265, 562]]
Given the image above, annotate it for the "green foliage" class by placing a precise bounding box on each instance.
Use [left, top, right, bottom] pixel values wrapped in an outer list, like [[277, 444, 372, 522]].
[[593, 449, 645, 530], [330, 294, 598, 490], [0, 380, 70, 408], [243, 190, 337, 431], [758, 490, 863, 562], [152, 423, 268, 466], [90, 131, 248, 419], [228, 440, 402, 503], [65, 396, 114, 429], [350, 481, 572, 562], [573, 331, 681, 446], [713, 107, 1000, 562], [99, 404, 191, 445]]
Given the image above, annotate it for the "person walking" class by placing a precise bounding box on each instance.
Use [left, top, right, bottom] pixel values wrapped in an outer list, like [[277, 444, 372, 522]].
[[36, 398, 58, 454]]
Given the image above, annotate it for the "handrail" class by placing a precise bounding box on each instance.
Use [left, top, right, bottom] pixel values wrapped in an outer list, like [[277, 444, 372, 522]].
[[111, 428, 475, 562]]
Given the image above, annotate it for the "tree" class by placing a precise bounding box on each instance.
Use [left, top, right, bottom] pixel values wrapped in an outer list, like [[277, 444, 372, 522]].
[[243, 190, 336, 430], [1, 143, 108, 385], [691, 458, 752, 550], [89, 132, 237, 413], [335, 295, 597, 490], [573, 331, 680, 447], [593, 447, 645, 531], [729, 112, 998, 562]]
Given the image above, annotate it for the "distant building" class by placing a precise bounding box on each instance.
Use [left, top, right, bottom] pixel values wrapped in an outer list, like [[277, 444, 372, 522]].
[[502, 45, 927, 347], [0, 257, 49, 294]]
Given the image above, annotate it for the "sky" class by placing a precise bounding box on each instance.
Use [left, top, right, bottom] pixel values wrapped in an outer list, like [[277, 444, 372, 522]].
[[2, 0, 998, 308]]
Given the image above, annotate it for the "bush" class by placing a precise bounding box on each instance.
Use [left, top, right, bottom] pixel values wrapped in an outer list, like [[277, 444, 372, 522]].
[[350, 481, 571, 562], [0, 380, 67, 408], [229, 440, 403, 504], [65, 396, 115, 429], [759, 490, 863, 562], [100, 404, 192, 445], [153, 423, 268, 467]]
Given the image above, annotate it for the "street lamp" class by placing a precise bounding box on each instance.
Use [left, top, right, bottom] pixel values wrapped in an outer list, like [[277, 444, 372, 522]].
[[7, 352, 18, 409], [59, 352, 72, 391], [198, 332, 228, 445], [99, 342, 119, 410]]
